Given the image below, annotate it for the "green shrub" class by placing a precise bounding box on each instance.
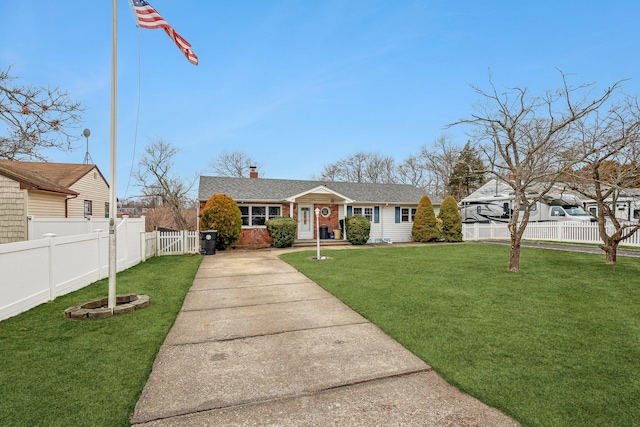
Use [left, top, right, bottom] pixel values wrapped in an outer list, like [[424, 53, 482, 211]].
[[345, 215, 370, 245], [266, 217, 297, 248], [199, 194, 242, 250], [412, 195, 440, 242], [438, 195, 463, 242]]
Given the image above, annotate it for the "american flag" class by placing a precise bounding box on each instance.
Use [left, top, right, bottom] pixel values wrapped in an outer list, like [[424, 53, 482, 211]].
[[130, 0, 198, 66]]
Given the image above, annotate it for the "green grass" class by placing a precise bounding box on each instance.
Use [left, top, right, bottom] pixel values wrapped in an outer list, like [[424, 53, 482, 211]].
[[0, 254, 202, 427], [280, 244, 640, 427]]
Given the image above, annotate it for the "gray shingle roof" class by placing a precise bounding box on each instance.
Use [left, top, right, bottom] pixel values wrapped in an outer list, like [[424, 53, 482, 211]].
[[198, 176, 432, 205]]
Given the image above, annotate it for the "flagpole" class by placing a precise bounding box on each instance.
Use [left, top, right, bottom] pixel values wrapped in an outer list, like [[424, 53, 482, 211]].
[[108, 0, 118, 311]]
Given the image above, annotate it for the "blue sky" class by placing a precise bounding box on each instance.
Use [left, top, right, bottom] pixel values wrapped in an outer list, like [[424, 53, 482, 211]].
[[1, 1, 639, 199]]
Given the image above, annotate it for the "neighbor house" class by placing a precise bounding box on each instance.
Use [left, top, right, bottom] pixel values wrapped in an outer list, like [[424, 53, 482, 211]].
[[198, 168, 436, 246], [0, 161, 109, 243]]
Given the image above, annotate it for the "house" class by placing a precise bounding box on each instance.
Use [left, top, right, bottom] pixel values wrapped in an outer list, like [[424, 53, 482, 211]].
[[0, 161, 109, 243], [198, 168, 435, 246]]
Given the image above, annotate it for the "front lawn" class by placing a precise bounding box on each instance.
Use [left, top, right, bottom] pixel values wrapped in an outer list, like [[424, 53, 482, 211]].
[[0, 255, 202, 427], [280, 244, 640, 427]]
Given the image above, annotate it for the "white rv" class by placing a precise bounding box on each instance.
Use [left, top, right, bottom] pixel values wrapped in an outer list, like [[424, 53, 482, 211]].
[[461, 179, 595, 223], [583, 189, 640, 222]]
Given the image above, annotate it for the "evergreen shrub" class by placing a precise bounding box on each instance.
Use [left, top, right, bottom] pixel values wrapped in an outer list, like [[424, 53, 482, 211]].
[[345, 215, 370, 245], [412, 195, 440, 242], [438, 195, 463, 242], [266, 217, 297, 248], [200, 194, 242, 250]]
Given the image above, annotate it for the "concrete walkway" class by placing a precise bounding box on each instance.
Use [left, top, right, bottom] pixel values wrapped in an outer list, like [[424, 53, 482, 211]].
[[131, 250, 519, 426]]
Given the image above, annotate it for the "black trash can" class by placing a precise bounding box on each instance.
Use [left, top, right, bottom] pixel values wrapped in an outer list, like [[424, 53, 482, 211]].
[[319, 225, 329, 239], [200, 230, 217, 255]]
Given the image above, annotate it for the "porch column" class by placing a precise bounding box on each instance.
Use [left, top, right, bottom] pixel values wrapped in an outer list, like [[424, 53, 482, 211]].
[[289, 202, 294, 218], [343, 202, 348, 240]]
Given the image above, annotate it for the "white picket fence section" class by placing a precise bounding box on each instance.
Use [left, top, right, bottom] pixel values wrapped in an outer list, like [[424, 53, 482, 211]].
[[463, 221, 640, 247], [143, 231, 200, 258], [0, 217, 145, 322], [143, 232, 158, 260]]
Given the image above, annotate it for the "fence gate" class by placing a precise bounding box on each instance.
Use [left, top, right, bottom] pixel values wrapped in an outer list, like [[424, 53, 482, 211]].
[[148, 231, 200, 257]]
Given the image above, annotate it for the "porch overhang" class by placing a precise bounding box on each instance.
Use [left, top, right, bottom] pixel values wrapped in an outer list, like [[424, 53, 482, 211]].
[[285, 185, 354, 204]]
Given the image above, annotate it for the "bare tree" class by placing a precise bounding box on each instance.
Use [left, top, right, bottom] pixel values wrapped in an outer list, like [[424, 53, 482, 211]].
[[144, 199, 199, 232], [564, 96, 640, 264], [397, 135, 460, 198], [134, 138, 195, 231], [0, 66, 83, 160], [396, 153, 427, 188], [365, 154, 397, 184], [208, 150, 262, 178], [318, 152, 397, 183], [452, 71, 622, 272]]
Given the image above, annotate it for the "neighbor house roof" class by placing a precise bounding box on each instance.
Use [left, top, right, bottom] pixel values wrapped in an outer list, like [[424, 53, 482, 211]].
[[199, 176, 432, 205], [0, 161, 106, 196]]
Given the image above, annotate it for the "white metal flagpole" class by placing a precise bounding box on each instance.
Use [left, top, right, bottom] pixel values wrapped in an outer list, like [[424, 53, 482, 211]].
[[108, 0, 118, 311]]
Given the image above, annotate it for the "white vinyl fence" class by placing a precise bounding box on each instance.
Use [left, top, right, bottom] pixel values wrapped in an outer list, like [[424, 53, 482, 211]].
[[463, 221, 640, 247], [28, 216, 112, 240], [0, 217, 145, 322]]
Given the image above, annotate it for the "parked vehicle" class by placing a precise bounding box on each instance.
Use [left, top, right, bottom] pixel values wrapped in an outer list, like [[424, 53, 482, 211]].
[[583, 191, 640, 222], [461, 199, 595, 223], [460, 179, 595, 223]]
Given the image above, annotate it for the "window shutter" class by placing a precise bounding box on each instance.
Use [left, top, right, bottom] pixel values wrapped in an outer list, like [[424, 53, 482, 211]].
[[374, 206, 380, 223], [347, 206, 352, 216], [395, 207, 400, 223]]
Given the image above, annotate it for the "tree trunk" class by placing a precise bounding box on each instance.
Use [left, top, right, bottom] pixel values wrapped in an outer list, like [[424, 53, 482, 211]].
[[601, 241, 619, 265], [507, 222, 522, 272]]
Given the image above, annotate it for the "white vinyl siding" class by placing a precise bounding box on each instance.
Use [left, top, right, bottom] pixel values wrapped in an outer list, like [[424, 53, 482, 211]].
[[349, 205, 416, 243], [383, 206, 414, 242], [67, 168, 109, 218]]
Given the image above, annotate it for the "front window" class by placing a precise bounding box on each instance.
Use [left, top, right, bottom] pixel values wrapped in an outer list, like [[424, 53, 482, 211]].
[[239, 205, 281, 227], [84, 200, 92, 218], [353, 207, 373, 222], [401, 208, 417, 222], [252, 206, 266, 226]]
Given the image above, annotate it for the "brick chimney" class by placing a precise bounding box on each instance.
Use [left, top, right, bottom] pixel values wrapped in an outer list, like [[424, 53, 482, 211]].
[[249, 166, 258, 179]]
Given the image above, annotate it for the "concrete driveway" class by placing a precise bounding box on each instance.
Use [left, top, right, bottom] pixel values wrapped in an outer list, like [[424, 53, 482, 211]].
[[131, 250, 519, 426]]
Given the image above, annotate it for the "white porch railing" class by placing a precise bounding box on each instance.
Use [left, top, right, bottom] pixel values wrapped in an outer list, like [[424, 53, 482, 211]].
[[462, 221, 640, 247]]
